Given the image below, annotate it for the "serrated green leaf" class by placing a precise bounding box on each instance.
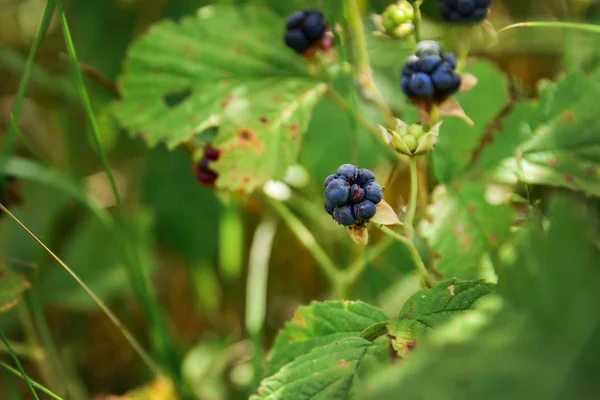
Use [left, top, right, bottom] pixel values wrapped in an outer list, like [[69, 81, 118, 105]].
[[0, 264, 28, 314], [432, 61, 508, 183], [360, 197, 600, 400], [421, 182, 513, 279], [255, 337, 378, 400], [265, 300, 389, 376], [476, 71, 600, 196], [116, 5, 327, 193], [389, 278, 493, 353]]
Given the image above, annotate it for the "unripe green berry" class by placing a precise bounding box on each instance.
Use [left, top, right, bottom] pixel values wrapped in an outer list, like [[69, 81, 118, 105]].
[[389, 7, 408, 25], [397, 124, 409, 137], [408, 124, 425, 140], [403, 135, 418, 152], [382, 13, 396, 33]]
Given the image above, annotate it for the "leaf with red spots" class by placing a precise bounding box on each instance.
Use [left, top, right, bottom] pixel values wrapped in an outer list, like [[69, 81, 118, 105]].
[[0, 263, 29, 314], [116, 5, 327, 192], [420, 182, 513, 280], [475, 70, 600, 196], [389, 278, 493, 355], [265, 300, 389, 377]]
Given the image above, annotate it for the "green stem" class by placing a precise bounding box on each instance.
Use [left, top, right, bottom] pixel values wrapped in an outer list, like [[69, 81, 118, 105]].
[[0, 0, 55, 164], [376, 225, 433, 287], [342, 235, 394, 287], [344, 0, 395, 126], [406, 157, 418, 236], [0, 361, 63, 400], [0, 330, 39, 400], [245, 215, 277, 389], [0, 341, 42, 361], [55, 0, 122, 210], [267, 197, 343, 297], [327, 88, 406, 165], [413, 0, 423, 43]]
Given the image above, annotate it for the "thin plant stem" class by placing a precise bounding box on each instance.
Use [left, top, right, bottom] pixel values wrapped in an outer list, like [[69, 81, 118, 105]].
[[344, 0, 395, 126], [0, 340, 43, 361], [406, 157, 418, 236], [0, 361, 63, 400], [413, 0, 423, 43], [0, 202, 163, 377], [15, 303, 64, 395], [267, 197, 343, 297], [0, 0, 55, 163], [327, 88, 406, 165], [246, 215, 278, 389], [342, 236, 394, 287], [27, 290, 87, 400], [55, 0, 122, 210], [56, 2, 184, 389], [0, 330, 39, 400], [376, 224, 433, 287]]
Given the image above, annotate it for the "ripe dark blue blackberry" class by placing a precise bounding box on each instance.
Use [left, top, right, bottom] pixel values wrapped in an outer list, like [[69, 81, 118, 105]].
[[284, 9, 328, 54], [324, 165, 382, 226], [438, 0, 492, 23], [401, 41, 461, 102], [325, 179, 350, 206]]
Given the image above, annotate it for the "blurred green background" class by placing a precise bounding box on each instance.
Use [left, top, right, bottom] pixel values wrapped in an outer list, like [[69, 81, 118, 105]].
[[0, 0, 600, 398]]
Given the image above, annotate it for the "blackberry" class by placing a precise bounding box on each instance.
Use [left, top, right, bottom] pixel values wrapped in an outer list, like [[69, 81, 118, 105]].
[[194, 144, 222, 187], [323, 164, 383, 226], [284, 9, 329, 54], [401, 41, 461, 102], [438, 0, 492, 23]]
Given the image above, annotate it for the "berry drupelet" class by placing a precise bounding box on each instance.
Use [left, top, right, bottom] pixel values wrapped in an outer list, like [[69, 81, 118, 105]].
[[438, 0, 492, 23], [194, 144, 221, 186], [401, 41, 461, 103], [284, 9, 330, 54], [324, 164, 383, 226]]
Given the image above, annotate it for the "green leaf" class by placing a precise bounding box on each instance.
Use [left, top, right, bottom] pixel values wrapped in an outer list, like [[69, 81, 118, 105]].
[[360, 197, 600, 400], [420, 182, 513, 279], [475, 71, 600, 196], [265, 300, 389, 376], [432, 61, 508, 183], [116, 5, 327, 192], [389, 278, 494, 353], [254, 337, 381, 400], [0, 264, 29, 314]]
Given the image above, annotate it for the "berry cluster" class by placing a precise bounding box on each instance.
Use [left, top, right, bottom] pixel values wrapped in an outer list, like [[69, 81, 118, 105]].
[[324, 164, 383, 226], [284, 9, 330, 54], [194, 144, 221, 187], [438, 0, 492, 23], [401, 40, 461, 102], [381, 1, 415, 38]]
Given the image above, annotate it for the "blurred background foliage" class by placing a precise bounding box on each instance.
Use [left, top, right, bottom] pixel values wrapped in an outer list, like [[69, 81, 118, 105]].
[[0, 0, 599, 398]]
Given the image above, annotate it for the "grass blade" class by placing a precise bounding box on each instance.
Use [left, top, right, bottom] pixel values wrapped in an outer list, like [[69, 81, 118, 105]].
[[54, 1, 185, 389], [54, 0, 122, 209], [498, 21, 600, 35], [0, 330, 39, 400], [0, 202, 162, 378], [0, 0, 56, 163], [0, 361, 64, 400]]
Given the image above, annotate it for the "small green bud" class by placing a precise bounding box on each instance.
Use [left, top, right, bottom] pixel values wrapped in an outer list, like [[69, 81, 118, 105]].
[[389, 7, 407, 25], [407, 124, 425, 140], [403, 135, 418, 152]]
